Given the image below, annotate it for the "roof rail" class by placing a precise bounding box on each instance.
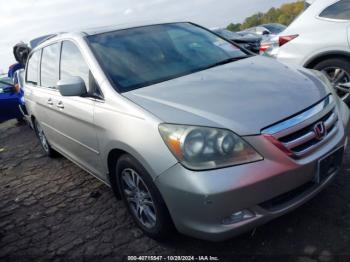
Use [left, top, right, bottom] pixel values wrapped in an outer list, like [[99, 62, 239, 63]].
[[29, 32, 66, 49]]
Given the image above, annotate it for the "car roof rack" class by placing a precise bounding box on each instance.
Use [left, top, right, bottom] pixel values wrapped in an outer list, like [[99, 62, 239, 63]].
[[29, 32, 66, 49], [12, 32, 66, 66]]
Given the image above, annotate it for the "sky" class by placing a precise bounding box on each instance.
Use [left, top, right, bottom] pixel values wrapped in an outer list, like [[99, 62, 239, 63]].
[[0, 0, 296, 73]]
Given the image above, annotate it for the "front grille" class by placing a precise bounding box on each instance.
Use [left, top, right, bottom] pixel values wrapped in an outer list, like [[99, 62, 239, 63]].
[[262, 95, 339, 158], [280, 109, 338, 155]]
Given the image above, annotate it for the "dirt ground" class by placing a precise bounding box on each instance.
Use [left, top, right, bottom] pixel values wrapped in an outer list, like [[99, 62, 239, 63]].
[[1, 120, 350, 262]]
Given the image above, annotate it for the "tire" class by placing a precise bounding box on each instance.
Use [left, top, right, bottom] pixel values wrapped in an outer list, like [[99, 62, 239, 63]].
[[33, 119, 58, 157], [116, 154, 175, 240], [16, 117, 25, 124], [313, 58, 350, 105]]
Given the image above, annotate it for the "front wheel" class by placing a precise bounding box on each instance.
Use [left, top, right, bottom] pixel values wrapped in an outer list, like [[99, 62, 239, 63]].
[[116, 154, 174, 240], [313, 58, 350, 104]]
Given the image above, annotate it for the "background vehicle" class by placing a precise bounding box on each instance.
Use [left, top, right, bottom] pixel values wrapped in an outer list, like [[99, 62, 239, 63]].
[[213, 28, 262, 53], [0, 76, 23, 122], [244, 23, 286, 37], [260, 0, 350, 103], [23, 22, 349, 242]]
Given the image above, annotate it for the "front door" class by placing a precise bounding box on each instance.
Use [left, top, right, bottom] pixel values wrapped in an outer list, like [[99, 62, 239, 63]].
[[39, 40, 101, 177], [55, 40, 102, 176]]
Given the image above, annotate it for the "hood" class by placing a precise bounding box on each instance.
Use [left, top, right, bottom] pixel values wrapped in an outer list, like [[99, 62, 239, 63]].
[[123, 56, 329, 136]]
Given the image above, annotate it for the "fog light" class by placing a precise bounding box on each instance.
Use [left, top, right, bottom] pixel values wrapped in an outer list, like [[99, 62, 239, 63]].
[[222, 209, 255, 225]]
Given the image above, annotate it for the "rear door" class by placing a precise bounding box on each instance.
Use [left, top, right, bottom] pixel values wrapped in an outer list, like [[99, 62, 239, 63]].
[[24, 47, 59, 138], [32, 43, 62, 143]]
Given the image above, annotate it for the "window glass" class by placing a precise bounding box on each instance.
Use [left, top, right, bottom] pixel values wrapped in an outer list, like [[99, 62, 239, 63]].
[[88, 23, 247, 92], [60, 41, 90, 88], [261, 24, 286, 34], [214, 29, 240, 39], [26, 51, 40, 84], [41, 43, 60, 88], [0, 77, 13, 88], [319, 0, 350, 20], [304, 2, 311, 10]]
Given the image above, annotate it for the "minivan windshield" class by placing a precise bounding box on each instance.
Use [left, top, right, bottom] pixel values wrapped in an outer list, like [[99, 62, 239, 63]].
[[87, 23, 248, 92]]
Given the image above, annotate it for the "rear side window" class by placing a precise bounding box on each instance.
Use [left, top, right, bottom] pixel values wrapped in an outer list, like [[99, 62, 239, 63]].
[[60, 41, 90, 88], [319, 0, 350, 20], [304, 2, 311, 10], [26, 51, 40, 84], [40, 43, 60, 88]]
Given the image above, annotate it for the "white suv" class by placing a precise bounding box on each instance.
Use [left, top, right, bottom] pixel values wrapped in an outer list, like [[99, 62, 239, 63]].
[[261, 0, 350, 103]]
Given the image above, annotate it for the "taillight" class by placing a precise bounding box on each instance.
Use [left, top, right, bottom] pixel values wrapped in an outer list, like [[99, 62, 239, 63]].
[[259, 43, 271, 54], [278, 35, 299, 47]]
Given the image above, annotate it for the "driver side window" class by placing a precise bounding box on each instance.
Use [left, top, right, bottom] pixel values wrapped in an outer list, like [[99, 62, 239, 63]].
[[60, 41, 90, 89]]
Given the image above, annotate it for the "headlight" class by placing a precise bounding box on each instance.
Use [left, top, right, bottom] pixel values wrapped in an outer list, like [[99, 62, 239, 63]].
[[159, 124, 263, 170]]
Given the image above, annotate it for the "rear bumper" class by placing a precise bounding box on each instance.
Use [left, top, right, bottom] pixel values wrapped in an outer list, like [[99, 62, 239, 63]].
[[155, 102, 350, 241]]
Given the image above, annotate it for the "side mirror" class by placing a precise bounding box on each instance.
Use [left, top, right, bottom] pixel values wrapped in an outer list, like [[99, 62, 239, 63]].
[[262, 30, 270, 35], [57, 76, 87, 97]]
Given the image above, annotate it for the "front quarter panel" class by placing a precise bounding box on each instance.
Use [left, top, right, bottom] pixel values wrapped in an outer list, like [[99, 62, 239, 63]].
[[94, 84, 178, 180]]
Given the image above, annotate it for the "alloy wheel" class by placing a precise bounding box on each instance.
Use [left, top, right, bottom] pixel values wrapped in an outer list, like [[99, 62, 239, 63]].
[[321, 67, 350, 101], [121, 168, 157, 228]]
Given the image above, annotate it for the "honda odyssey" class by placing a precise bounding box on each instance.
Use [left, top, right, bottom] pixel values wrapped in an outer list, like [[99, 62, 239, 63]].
[[23, 22, 350, 241]]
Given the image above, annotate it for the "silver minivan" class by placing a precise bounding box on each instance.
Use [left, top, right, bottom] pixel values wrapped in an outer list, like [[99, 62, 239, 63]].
[[24, 22, 350, 241]]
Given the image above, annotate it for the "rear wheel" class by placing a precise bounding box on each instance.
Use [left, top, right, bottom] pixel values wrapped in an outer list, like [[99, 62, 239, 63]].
[[116, 154, 174, 240], [33, 119, 57, 157], [313, 58, 350, 104]]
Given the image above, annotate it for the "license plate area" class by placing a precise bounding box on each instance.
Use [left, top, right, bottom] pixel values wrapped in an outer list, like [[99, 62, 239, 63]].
[[316, 147, 344, 183]]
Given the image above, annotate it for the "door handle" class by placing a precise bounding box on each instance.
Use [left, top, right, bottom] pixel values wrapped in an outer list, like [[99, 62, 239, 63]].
[[57, 101, 64, 109], [47, 98, 53, 105]]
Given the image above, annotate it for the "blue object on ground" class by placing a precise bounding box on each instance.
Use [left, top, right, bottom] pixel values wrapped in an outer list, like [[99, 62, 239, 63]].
[[0, 72, 23, 122]]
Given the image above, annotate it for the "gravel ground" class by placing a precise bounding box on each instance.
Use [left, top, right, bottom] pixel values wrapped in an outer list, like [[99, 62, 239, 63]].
[[1, 120, 350, 262]]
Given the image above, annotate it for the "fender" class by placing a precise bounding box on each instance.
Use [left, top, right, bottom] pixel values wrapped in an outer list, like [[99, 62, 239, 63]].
[[102, 140, 164, 181], [304, 50, 350, 68]]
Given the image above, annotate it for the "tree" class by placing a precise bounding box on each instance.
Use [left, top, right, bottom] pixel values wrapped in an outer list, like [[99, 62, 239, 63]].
[[227, 1, 304, 31], [227, 23, 242, 32]]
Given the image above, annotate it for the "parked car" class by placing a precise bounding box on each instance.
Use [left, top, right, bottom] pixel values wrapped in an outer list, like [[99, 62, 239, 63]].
[[23, 22, 349, 241], [245, 23, 286, 37], [213, 28, 262, 53], [260, 0, 350, 103], [0, 76, 23, 122]]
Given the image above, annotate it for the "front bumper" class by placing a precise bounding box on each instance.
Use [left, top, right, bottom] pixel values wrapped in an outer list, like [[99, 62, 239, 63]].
[[155, 102, 350, 241]]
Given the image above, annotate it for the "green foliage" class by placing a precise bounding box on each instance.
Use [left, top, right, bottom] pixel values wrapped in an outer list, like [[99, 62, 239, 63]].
[[227, 23, 242, 32], [226, 1, 304, 31]]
